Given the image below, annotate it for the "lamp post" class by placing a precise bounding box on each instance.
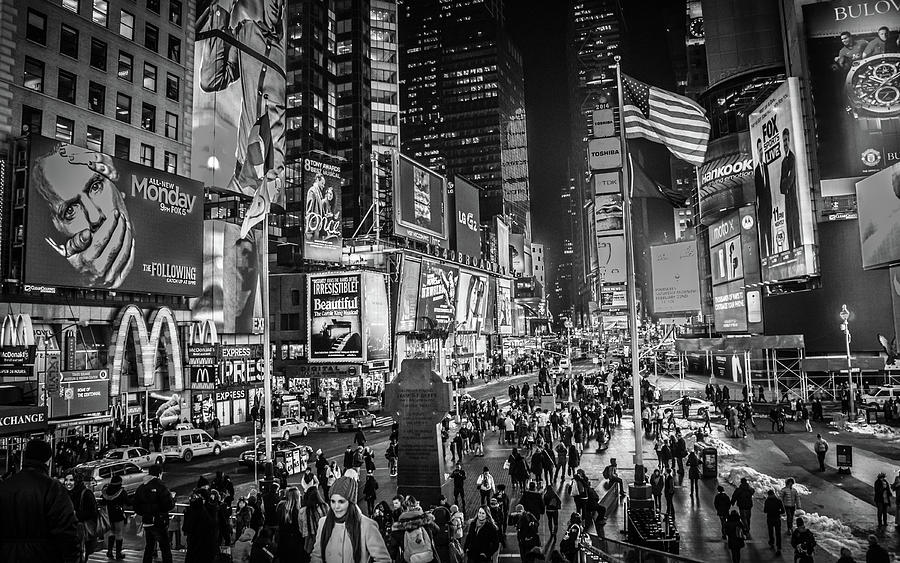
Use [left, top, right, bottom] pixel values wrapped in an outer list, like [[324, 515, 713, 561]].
[[839, 304, 855, 418]]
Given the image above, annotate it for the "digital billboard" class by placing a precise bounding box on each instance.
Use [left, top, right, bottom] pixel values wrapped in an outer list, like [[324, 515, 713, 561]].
[[748, 79, 818, 282], [651, 241, 701, 314], [709, 205, 764, 333], [497, 278, 513, 335], [510, 234, 526, 276], [396, 258, 421, 334], [190, 221, 263, 334], [50, 369, 110, 418], [303, 157, 342, 263], [24, 136, 203, 295], [496, 218, 510, 273], [362, 272, 391, 361], [417, 261, 459, 329], [803, 1, 900, 194], [456, 271, 488, 333], [453, 176, 482, 258], [597, 235, 627, 284], [307, 273, 363, 362], [191, 0, 286, 208], [594, 193, 624, 233], [394, 154, 448, 247], [856, 163, 900, 269]]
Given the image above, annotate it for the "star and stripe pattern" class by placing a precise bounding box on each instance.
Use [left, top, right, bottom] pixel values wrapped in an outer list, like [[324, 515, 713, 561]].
[[621, 74, 710, 167]]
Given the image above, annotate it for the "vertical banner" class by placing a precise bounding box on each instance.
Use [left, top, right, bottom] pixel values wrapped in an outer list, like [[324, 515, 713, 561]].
[[496, 217, 510, 273], [452, 176, 483, 258], [455, 271, 488, 333], [597, 235, 627, 284], [307, 273, 363, 362], [509, 234, 526, 276], [417, 261, 459, 329], [748, 78, 818, 282], [191, 0, 286, 206], [362, 272, 391, 361], [497, 279, 513, 335], [396, 258, 421, 334], [303, 157, 343, 262]]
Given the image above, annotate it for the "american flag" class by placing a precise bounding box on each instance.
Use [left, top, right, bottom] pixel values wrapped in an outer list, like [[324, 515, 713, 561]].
[[622, 74, 710, 167]]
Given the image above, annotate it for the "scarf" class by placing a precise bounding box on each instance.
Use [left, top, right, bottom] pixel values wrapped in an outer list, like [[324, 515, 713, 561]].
[[321, 504, 362, 563]]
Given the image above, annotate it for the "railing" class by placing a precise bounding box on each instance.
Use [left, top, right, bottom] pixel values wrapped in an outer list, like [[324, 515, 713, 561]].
[[579, 534, 703, 563]]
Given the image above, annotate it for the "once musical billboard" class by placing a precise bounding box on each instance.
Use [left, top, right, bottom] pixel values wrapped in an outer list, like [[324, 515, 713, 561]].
[[394, 154, 448, 247], [191, 0, 286, 208], [748, 79, 818, 282], [303, 157, 343, 263], [190, 221, 263, 334], [24, 136, 203, 295], [651, 241, 701, 314], [856, 163, 900, 269], [307, 273, 363, 362]]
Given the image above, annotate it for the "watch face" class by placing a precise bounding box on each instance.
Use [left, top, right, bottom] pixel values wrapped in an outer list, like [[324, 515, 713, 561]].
[[846, 54, 900, 117], [689, 17, 704, 39]]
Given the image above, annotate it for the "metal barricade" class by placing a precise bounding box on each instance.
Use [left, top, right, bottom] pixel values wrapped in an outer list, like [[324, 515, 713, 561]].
[[579, 533, 704, 563]]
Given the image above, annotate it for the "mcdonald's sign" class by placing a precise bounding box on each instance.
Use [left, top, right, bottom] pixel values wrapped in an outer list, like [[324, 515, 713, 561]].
[[0, 314, 37, 365], [109, 305, 184, 395], [187, 319, 220, 367]]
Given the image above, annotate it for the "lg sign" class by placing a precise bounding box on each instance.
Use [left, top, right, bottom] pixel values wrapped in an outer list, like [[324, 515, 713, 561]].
[[457, 211, 478, 233]]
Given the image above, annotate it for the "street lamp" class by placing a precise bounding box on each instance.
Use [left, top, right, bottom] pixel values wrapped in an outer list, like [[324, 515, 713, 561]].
[[839, 305, 855, 418]]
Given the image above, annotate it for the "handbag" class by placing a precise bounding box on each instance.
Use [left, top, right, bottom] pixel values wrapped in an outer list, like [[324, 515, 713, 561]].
[[502, 460, 510, 470], [97, 506, 112, 538]]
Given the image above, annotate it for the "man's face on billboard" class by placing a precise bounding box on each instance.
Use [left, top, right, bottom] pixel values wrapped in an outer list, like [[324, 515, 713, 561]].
[[879, 28, 888, 41], [235, 238, 258, 291], [756, 139, 763, 161], [841, 34, 852, 47], [782, 130, 791, 153]]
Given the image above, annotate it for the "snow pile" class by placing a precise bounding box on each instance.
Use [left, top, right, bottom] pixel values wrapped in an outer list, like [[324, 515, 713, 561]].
[[843, 422, 897, 438], [795, 510, 867, 559], [705, 437, 740, 456], [720, 467, 811, 498]]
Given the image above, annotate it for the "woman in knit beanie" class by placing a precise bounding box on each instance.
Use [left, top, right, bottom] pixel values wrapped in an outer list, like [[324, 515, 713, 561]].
[[310, 475, 391, 563]]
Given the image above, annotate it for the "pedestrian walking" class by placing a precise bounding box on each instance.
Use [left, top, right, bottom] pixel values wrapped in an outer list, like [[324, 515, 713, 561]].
[[516, 510, 541, 562], [463, 506, 500, 563], [663, 468, 676, 516], [686, 451, 701, 499], [182, 488, 220, 563], [763, 489, 784, 555], [730, 477, 754, 539], [723, 511, 746, 563], [714, 486, 731, 540], [790, 517, 817, 563], [543, 484, 561, 537], [363, 471, 380, 516], [450, 464, 467, 513], [779, 478, 801, 534], [133, 464, 176, 563], [63, 469, 99, 563], [0, 439, 80, 562], [892, 472, 900, 528], [309, 476, 391, 563], [874, 472, 892, 527], [476, 467, 496, 506], [101, 474, 128, 560], [814, 434, 829, 472], [520, 482, 545, 528]]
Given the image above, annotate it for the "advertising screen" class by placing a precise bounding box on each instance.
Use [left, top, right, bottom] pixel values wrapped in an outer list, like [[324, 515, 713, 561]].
[[855, 163, 900, 269], [190, 221, 263, 334], [651, 241, 701, 314], [803, 1, 900, 191], [417, 261, 459, 329], [709, 205, 764, 333], [191, 0, 286, 208], [597, 235, 626, 284], [394, 155, 448, 246], [595, 193, 624, 233], [50, 369, 110, 418], [497, 279, 513, 335], [510, 234, 526, 276], [24, 136, 203, 295], [362, 272, 391, 361], [453, 176, 482, 258], [396, 258, 421, 333], [748, 79, 818, 282], [303, 157, 343, 262], [455, 271, 488, 333], [307, 273, 363, 362], [496, 218, 510, 273]]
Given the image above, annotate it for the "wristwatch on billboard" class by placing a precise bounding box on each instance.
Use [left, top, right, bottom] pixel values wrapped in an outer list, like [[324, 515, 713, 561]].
[[845, 54, 900, 124]]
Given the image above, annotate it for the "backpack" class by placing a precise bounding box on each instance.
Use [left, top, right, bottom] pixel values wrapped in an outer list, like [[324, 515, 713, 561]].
[[602, 466, 611, 480], [559, 524, 581, 558], [450, 513, 464, 540], [404, 526, 434, 563]]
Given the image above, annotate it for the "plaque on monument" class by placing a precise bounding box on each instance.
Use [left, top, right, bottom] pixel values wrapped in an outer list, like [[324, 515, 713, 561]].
[[384, 358, 452, 507]]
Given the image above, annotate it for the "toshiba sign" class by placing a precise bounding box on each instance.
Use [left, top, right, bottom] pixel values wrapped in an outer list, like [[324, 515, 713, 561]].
[[588, 138, 622, 170]]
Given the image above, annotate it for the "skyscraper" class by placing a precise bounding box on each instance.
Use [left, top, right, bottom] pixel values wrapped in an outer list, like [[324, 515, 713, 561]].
[[399, 0, 531, 235]]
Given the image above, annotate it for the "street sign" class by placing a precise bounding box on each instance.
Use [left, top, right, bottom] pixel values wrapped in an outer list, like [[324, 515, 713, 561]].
[[588, 138, 622, 170], [836, 444, 852, 467]]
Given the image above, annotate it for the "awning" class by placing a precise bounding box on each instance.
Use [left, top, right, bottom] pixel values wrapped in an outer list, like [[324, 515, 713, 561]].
[[50, 415, 112, 429]]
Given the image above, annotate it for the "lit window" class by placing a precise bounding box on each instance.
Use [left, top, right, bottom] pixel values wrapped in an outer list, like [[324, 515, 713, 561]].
[[166, 73, 180, 100], [23, 57, 44, 92], [88, 81, 105, 113], [143, 62, 157, 91], [141, 103, 156, 132], [120, 10, 135, 40], [164, 151, 177, 174], [63, 0, 80, 13], [164, 112, 178, 139], [169, 0, 182, 26], [86, 126, 104, 152], [116, 93, 132, 123], [118, 52, 133, 81], [92, 0, 108, 26], [55, 117, 75, 143]]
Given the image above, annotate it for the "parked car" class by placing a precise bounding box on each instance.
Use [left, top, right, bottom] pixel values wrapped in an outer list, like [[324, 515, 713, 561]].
[[74, 460, 147, 498], [102, 446, 165, 469], [335, 409, 376, 432], [558, 358, 571, 371], [349, 396, 382, 413], [663, 396, 712, 418], [866, 385, 900, 407], [161, 428, 223, 462], [269, 417, 311, 440], [238, 440, 305, 468]]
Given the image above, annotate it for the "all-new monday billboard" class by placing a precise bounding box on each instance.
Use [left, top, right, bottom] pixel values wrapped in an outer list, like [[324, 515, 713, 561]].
[[24, 136, 203, 295]]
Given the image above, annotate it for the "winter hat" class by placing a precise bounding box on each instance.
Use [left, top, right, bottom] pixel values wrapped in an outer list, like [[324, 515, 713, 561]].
[[23, 439, 52, 463], [197, 476, 210, 489], [331, 475, 358, 504]]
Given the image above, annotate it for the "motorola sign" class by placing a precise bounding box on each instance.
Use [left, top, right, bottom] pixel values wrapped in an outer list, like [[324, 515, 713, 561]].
[[592, 109, 615, 138], [588, 138, 622, 170]]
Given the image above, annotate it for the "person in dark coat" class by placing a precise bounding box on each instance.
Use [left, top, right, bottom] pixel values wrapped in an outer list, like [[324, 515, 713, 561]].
[[133, 464, 176, 563], [101, 475, 129, 559], [464, 506, 500, 563], [686, 451, 701, 498], [724, 510, 746, 563], [508, 448, 529, 491], [0, 439, 81, 562], [363, 472, 379, 516], [866, 534, 890, 563], [276, 487, 304, 563], [730, 478, 755, 539], [714, 486, 732, 540], [431, 505, 452, 563], [182, 488, 219, 563], [63, 469, 99, 561], [763, 489, 784, 554], [516, 510, 541, 562], [520, 481, 545, 527]]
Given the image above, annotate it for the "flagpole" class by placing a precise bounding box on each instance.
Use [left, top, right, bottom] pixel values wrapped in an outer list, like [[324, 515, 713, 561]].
[[615, 56, 646, 489], [262, 216, 274, 483]]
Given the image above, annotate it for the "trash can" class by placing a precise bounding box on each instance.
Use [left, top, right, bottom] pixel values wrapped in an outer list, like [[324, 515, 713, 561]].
[[694, 442, 717, 478]]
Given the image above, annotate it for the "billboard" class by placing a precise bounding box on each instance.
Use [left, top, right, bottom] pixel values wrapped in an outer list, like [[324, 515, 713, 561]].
[[362, 272, 391, 361], [453, 176, 482, 258], [597, 235, 626, 284], [496, 218, 510, 273], [50, 369, 110, 418], [595, 193, 624, 233], [709, 205, 764, 333], [803, 1, 900, 191], [396, 258, 421, 334], [594, 172, 620, 195], [456, 271, 488, 333], [307, 273, 363, 362], [748, 79, 818, 282], [190, 221, 263, 334], [303, 157, 342, 263], [417, 261, 459, 329], [651, 241, 701, 314], [394, 154, 448, 247], [510, 234, 526, 276], [856, 164, 900, 269], [497, 278, 513, 335], [24, 137, 203, 295], [191, 0, 286, 208]]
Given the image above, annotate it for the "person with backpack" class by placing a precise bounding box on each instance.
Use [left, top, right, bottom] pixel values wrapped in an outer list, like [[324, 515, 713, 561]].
[[363, 471, 380, 516], [602, 458, 624, 495], [558, 513, 582, 563], [386, 440, 399, 477], [790, 517, 817, 563], [396, 506, 439, 563], [516, 510, 541, 562], [730, 477, 755, 539], [100, 474, 128, 560], [133, 464, 175, 563], [448, 505, 466, 563], [763, 489, 784, 555], [463, 506, 500, 563], [300, 488, 327, 562], [542, 484, 562, 537]]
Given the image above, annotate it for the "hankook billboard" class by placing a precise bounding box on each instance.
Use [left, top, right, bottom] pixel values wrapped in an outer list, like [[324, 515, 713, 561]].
[[24, 136, 203, 295], [394, 154, 448, 247]]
